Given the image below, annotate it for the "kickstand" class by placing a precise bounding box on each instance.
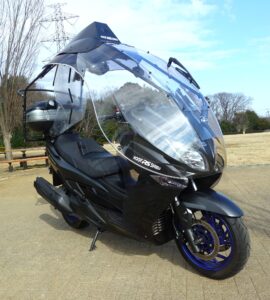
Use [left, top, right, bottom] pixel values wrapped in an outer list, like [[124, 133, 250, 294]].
[[89, 228, 101, 251]]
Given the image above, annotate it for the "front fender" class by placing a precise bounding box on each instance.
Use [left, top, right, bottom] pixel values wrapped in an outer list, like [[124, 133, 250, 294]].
[[181, 189, 243, 217]]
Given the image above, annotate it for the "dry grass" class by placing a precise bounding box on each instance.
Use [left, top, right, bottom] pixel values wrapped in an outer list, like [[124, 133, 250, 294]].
[[224, 132, 270, 166], [105, 133, 270, 167], [1, 133, 269, 174], [105, 134, 270, 167]]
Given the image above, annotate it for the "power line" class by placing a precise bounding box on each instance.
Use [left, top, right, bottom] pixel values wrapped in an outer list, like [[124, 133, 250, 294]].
[[40, 3, 78, 52]]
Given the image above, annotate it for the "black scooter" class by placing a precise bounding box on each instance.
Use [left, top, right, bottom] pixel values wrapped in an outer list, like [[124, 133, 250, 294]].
[[22, 22, 250, 279]]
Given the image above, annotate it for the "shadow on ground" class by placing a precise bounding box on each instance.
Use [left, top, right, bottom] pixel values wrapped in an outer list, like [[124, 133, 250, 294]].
[[39, 203, 190, 273]]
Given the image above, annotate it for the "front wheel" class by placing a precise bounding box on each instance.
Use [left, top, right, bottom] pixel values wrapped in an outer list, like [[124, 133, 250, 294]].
[[175, 211, 250, 279]]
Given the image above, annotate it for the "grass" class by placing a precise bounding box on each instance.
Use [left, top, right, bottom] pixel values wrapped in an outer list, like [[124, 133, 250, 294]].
[[105, 132, 270, 167], [224, 132, 270, 166], [1, 132, 269, 174]]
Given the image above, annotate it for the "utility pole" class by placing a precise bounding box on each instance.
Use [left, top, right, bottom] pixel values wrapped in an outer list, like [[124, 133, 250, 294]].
[[40, 3, 78, 53]]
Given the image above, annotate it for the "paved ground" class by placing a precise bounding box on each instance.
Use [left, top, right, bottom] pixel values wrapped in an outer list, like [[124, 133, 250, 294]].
[[0, 166, 270, 300]]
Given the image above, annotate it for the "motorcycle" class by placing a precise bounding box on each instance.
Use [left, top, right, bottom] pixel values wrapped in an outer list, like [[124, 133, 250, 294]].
[[22, 22, 250, 279]]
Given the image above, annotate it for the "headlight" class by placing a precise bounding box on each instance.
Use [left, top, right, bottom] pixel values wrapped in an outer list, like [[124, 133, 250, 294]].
[[181, 150, 206, 171]]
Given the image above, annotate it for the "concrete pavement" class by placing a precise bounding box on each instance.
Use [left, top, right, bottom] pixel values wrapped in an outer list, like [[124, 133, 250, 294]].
[[0, 166, 269, 299]]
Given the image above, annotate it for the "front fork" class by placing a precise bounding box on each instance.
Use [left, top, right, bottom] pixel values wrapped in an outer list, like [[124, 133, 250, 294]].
[[172, 196, 200, 253]]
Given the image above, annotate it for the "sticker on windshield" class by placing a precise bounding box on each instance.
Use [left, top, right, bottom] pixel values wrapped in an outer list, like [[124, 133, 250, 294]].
[[133, 156, 161, 171]]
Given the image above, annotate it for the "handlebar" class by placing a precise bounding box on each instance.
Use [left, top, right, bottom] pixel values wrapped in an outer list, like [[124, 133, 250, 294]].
[[99, 110, 125, 122]]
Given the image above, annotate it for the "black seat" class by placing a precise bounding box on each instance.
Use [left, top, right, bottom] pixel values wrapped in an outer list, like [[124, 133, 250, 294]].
[[54, 133, 127, 179]]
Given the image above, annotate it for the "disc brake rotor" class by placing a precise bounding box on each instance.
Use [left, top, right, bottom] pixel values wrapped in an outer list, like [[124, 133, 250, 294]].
[[188, 219, 220, 261]]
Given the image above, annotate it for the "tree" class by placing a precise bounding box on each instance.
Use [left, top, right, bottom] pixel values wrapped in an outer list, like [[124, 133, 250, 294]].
[[220, 120, 236, 134], [245, 110, 270, 132], [208, 92, 252, 122], [0, 0, 44, 160], [234, 112, 249, 134]]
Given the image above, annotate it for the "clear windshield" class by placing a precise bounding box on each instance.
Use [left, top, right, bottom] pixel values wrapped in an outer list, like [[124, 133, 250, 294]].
[[79, 44, 226, 178], [52, 64, 86, 135], [25, 64, 86, 137], [28, 42, 226, 178]]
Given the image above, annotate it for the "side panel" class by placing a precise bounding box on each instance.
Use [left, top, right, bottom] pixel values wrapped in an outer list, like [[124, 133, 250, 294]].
[[124, 176, 180, 239], [47, 140, 181, 243], [181, 189, 243, 217]]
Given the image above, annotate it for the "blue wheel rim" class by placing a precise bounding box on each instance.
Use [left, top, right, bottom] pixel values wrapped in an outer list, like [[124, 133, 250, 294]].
[[65, 214, 80, 224], [179, 212, 234, 271]]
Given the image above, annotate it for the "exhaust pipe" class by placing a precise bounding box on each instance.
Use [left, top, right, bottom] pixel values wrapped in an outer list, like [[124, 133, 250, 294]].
[[34, 177, 72, 215]]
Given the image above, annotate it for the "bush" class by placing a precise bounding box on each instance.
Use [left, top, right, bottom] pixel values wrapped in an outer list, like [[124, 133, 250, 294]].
[[0, 128, 45, 150], [220, 121, 237, 134], [11, 128, 26, 148], [0, 136, 3, 147]]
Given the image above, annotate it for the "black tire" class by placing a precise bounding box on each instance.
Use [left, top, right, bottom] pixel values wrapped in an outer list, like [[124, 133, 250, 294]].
[[62, 213, 89, 229], [176, 215, 250, 280]]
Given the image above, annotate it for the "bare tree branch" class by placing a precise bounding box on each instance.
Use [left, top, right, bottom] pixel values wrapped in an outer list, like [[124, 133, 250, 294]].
[[208, 92, 252, 122], [0, 0, 44, 159]]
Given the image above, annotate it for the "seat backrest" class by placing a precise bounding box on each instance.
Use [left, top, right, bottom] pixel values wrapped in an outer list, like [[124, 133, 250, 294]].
[[77, 137, 106, 156]]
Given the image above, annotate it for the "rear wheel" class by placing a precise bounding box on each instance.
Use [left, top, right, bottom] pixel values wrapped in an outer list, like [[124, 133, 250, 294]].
[[62, 213, 89, 229], [175, 211, 250, 279]]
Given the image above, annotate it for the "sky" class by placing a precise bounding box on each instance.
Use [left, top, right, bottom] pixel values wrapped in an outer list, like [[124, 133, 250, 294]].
[[41, 0, 270, 116]]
